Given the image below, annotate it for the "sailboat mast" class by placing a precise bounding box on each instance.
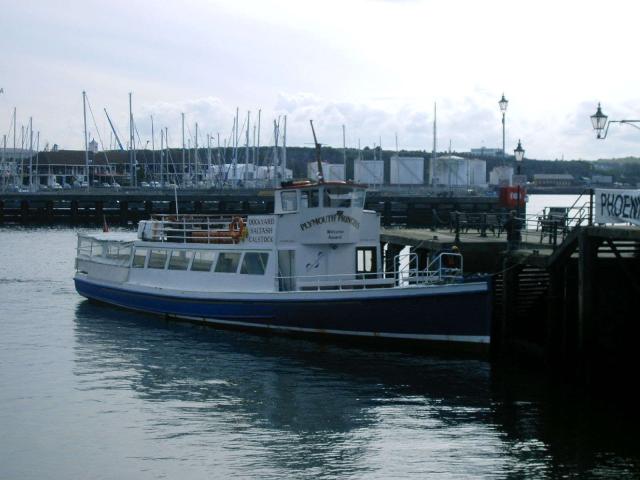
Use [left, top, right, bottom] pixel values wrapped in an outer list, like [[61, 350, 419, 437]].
[[195, 122, 199, 187], [342, 124, 346, 168], [82, 91, 89, 190], [431, 102, 437, 186], [150, 115, 155, 181], [245, 110, 250, 184], [256, 109, 261, 168], [28, 117, 33, 191], [282, 115, 287, 181], [181, 112, 185, 187]]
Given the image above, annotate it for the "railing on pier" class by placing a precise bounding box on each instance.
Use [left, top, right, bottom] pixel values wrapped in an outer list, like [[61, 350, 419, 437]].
[[277, 252, 464, 292], [144, 214, 251, 244], [449, 189, 595, 249]]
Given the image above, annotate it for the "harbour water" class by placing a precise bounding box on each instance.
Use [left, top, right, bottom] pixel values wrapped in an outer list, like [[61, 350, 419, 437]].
[[1, 215, 639, 479]]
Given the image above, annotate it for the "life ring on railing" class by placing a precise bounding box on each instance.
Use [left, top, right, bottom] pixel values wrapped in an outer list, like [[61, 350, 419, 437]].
[[229, 216, 246, 243]]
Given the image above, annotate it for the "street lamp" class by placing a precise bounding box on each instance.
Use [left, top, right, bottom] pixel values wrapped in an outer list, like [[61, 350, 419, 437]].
[[499, 94, 508, 156], [513, 140, 525, 237], [590, 103, 640, 139]]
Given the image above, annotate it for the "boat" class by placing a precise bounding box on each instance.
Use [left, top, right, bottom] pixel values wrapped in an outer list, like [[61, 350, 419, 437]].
[[74, 126, 491, 351], [73, 178, 491, 350]]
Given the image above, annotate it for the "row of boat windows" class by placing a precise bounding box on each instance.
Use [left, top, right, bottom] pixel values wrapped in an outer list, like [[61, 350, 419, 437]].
[[132, 248, 269, 275], [281, 187, 365, 212]]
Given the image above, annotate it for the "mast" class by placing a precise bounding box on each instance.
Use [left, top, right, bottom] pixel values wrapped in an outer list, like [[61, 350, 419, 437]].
[[150, 115, 155, 181], [430, 102, 437, 186], [245, 110, 250, 184], [309, 120, 323, 183], [28, 117, 33, 191], [272, 119, 279, 188], [207, 133, 212, 187], [181, 112, 185, 187], [2, 134, 6, 191], [104, 109, 124, 150], [35, 131, 39, 190], [232, 114, 237, 186], [282, 114, 287, 181], [12, 107, 16, 153], [129, 92, 135, 187], [82, 91, 89, 190], [342, 124, 346, 168], [165, 127, 169, 185], [160, 128, 164, 187], [195, 122, 199, 187], [256, 109, 261, 167]]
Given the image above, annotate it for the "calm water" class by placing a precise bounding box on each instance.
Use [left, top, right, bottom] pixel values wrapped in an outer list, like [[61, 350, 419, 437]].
[[1, 226, 639, 479]]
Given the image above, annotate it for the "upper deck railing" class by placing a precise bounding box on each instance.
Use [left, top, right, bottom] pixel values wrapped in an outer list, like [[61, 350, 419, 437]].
[[143, 214, 253, 244]]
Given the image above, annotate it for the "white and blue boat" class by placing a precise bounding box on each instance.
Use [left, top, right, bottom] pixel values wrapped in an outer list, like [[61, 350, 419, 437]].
[[74, 179, 491, 350]]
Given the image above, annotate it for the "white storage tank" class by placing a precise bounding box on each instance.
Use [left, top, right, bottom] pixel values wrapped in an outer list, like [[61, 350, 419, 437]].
[[489, 166, 514, 186], [354, 160, 384, 185], [432, 155, 486, 187], [390, 156, 424, 185], [307, 162, 345, 182]]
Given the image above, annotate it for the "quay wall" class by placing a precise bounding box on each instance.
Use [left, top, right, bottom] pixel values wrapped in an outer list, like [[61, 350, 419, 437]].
[[0, 190, 503, 228]]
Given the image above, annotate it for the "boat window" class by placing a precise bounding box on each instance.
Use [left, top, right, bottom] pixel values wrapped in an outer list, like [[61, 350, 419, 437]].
[[78, 238, 92, 257], [356, 247, 377, 274], [301, 189, 319, 208], [215, 252, 241, 273], [324, 187, 352, 208], [280, 191, 297, 212], [168, 250, 194, 270], [148, 249, 169, 269], [240, 252, 269, 275], [352, 189, 366, 208], [191, 251, 215, 272], [105, 244, 119, 259], [132, 248, 148, 268], [91, 242, 104, 258]]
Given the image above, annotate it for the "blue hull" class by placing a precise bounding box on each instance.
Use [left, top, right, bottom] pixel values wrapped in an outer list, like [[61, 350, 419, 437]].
[[74, 277, 491, 348]]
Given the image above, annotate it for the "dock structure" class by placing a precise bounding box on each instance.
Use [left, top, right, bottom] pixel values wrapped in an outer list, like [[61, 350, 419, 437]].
[[0, 190, 503, 227], [381, 221, 640, 384]]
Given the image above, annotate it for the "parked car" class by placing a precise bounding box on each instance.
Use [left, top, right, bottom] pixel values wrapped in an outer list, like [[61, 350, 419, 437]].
[[140, 181, 150, 188], [51, 182, 63, 190], [101, 182, 111, 188]]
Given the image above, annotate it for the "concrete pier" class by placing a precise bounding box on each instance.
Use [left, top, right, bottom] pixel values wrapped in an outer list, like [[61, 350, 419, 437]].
[[381, 224, 640, 384]]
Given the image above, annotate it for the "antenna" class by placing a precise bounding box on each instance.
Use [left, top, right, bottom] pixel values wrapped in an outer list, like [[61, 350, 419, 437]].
[[309, 120, 324, 183]]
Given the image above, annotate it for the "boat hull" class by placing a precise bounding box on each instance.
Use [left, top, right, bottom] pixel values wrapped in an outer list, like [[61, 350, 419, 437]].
[[74, 276, 492, 350]]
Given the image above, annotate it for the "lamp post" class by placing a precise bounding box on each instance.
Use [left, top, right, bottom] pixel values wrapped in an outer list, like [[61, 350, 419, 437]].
[[499, 94, 508, 157], [514, 140, 525, 237], [590, 103, 640, 139]]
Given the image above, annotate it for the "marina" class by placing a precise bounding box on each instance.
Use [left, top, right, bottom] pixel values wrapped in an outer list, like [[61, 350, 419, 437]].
[[3, 0, 640, 476]]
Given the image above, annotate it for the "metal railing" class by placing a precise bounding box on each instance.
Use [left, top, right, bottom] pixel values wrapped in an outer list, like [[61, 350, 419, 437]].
[[145, 214, 252, 244], [276, 252, 464, 292]]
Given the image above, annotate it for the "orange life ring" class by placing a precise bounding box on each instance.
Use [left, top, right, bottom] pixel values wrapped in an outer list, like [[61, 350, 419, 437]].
[[229, 216, 246, 243]]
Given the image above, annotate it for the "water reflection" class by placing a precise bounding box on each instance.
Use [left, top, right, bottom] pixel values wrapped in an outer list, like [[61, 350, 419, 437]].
[[73, 301, 640, 478]]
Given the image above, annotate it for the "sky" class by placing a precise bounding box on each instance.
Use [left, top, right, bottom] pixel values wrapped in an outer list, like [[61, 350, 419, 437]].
[[1, 0, 640, 160]]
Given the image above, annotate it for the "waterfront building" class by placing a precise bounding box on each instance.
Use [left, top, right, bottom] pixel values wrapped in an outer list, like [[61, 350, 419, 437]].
[[533, 174, 574, 187]]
